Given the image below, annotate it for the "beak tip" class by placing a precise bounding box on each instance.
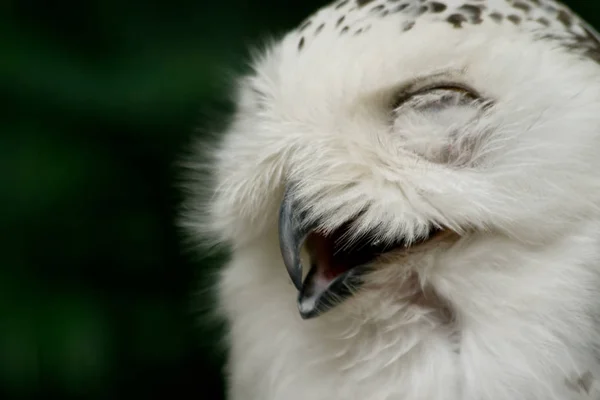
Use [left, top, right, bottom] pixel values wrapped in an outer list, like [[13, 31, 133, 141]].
[[297, 296, 319, 320]]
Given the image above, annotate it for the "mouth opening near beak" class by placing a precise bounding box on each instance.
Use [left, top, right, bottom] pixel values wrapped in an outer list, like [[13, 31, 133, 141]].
[[278, 186, 443, 320]]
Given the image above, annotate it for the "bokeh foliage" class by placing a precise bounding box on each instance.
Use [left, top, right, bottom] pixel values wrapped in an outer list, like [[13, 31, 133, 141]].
[[2, 0, 599, 399]]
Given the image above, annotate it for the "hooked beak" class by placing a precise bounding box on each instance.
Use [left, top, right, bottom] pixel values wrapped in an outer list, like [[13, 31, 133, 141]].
[[278, 186, 369, 320]]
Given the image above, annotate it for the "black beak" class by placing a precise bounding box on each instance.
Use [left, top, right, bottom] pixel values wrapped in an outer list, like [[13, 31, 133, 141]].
[[278, 186, 368, 320], [278, 187, 308, 292]]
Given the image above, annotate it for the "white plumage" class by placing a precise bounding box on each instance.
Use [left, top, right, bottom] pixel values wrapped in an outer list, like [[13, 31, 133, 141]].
[[182, 0, 600, 398]]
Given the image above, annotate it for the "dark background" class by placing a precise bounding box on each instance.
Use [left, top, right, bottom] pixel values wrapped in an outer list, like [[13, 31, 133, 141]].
[[2, 1, 599, 399]]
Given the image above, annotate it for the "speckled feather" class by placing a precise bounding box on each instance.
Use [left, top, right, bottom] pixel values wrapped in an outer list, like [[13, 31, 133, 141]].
[[293, 0, 600, 62], [184, 0, 600, 399]]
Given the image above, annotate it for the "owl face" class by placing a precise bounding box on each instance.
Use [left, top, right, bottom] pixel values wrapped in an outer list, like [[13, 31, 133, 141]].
[[189, 0, 600, 320]]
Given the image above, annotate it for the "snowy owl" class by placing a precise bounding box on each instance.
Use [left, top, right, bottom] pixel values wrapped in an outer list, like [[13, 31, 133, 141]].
[[181, 0, 600, 399]]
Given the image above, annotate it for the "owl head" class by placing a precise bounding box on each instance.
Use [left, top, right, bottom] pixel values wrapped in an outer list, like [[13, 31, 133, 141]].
[[183, 0, 600, 322]]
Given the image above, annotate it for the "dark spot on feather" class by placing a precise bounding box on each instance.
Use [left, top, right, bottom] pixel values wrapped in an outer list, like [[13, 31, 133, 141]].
[[513, 1, 530, 12], [393, 3, 409, 12], [458, 4, 483, 24], [335, 0, 349, 9], [447, 13, 467, 28], [357, 0, 376, 7], [298, 37, 305, 50], [507, 14, 521, 24], [490, 12, 503, 23], [430, 2, 446, 13], [536, 17, 550, 26], [459, 4, 483, 14], [557, 9, 573, 28]]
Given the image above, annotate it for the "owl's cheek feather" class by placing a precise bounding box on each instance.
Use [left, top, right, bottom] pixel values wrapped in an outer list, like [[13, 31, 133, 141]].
[[278, 185, 446, 319]]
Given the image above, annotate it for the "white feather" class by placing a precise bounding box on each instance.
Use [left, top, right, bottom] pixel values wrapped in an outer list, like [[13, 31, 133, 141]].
[[182, 0, 600, 398]]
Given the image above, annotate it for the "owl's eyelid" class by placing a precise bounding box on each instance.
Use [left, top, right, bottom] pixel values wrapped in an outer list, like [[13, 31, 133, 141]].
[[410, 82, 480, 98], [391, 80, 482, 110]]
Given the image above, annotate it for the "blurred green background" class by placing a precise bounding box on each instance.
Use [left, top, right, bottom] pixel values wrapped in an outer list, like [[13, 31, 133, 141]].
[[2, 0, 599, 399]]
